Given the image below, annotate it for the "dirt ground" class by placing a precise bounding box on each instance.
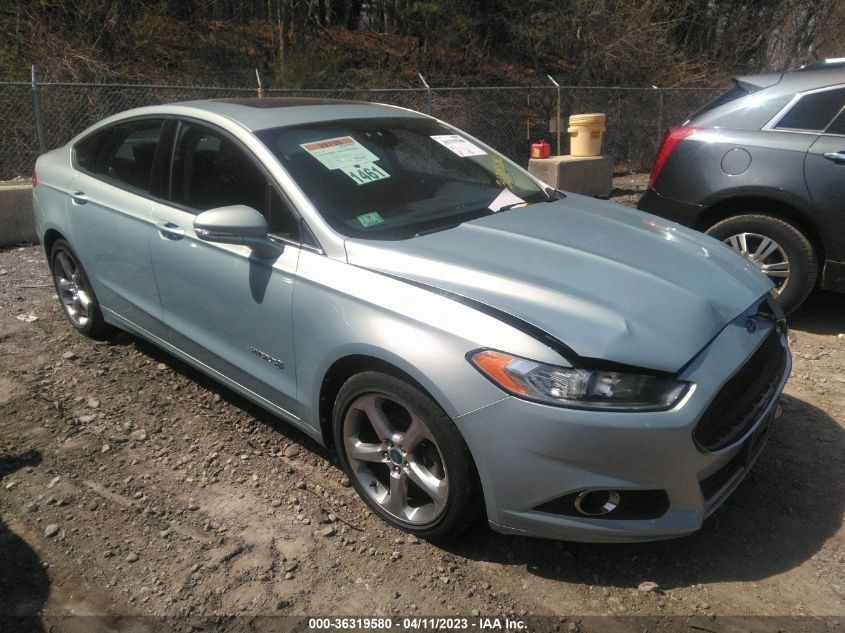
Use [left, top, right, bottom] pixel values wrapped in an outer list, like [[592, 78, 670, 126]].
[[0, 181, 843, 630]]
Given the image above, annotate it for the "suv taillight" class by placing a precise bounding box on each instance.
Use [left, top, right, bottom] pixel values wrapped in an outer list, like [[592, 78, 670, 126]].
[[648, 127, 700, 189], [31, 170, 37, 187]]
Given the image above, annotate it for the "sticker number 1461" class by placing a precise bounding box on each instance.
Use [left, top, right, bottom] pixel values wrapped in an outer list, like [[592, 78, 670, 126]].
[[343, 163, 390, 185]]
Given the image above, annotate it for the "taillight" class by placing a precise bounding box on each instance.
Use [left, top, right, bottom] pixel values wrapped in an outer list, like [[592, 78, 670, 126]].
[[31, 170, 38, 187], [648, 127, 700, 189]]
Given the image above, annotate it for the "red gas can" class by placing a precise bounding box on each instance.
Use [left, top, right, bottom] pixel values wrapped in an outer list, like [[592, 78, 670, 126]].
[[530, 140, 551, 159]]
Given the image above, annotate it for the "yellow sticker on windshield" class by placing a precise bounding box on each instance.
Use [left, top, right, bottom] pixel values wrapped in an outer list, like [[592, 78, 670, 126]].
[[492, 156, 513, 188]]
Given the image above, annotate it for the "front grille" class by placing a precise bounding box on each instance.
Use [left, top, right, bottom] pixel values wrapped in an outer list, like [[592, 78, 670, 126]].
[[693, 328, 786, 452], [699, 417, 771, 500]]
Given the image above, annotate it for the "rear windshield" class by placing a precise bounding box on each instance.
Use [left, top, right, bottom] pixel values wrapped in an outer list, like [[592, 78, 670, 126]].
[[256, 117, 549, 240], [689, 82, 751, 120]]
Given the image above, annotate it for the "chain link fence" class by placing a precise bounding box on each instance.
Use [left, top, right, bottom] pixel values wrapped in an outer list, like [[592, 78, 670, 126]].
[[0, 80, 722, 181]]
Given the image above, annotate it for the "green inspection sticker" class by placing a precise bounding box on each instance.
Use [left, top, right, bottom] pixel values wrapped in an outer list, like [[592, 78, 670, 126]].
[[357, 211, 385, 228]]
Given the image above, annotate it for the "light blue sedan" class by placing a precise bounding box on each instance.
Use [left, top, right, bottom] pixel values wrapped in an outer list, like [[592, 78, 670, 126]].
[[33, 98, 791, 542]]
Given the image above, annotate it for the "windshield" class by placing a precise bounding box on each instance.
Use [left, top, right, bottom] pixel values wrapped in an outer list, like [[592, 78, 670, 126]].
[[256, 117, 550, 240]]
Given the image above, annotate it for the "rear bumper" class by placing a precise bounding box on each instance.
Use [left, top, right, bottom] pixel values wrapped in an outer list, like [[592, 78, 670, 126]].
[[637, 188, 705, 227], [455, 311, 791, 543]]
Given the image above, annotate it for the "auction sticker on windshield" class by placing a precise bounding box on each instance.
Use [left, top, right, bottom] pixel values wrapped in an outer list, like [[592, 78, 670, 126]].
[[431, 134, 487, 157], [342, 163, 390, 185], [301, 136, 380, 169]]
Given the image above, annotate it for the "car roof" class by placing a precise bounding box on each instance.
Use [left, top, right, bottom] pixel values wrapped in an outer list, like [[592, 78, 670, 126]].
[[159, 97, 428, 131]]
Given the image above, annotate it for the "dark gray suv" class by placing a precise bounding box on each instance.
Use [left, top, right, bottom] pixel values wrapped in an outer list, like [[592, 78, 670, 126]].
[[638, 60, 845, 313]]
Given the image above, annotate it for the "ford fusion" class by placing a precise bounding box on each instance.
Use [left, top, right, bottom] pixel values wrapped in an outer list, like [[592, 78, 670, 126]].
[[33, 98, 791, 542]]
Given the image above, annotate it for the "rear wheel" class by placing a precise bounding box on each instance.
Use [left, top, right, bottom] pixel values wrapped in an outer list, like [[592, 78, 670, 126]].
[[50, 239, 110, 338], [706, 214, 817, 314], [333, 371, 482, 541]]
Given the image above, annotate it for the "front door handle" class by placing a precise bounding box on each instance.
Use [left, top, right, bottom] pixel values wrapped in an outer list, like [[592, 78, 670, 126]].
[[70, 191, 88, 205], [823, 150, 845, 164], [156, 221, 185, 239]]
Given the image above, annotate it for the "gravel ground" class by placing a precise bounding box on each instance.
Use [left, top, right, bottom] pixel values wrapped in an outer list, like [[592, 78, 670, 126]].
[[0, 183, 843, 630]]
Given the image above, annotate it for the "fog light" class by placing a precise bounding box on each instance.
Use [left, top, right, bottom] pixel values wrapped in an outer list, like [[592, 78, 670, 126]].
[[574, 490, 621, 516]]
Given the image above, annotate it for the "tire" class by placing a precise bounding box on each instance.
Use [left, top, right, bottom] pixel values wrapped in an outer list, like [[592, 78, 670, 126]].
[[706, 214, 817, 314], [49, 239, 110, 338], [333, 371, 483, 541]]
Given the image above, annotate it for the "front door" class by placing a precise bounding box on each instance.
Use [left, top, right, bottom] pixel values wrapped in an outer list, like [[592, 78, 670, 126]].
[[149, 120, 303, 416]]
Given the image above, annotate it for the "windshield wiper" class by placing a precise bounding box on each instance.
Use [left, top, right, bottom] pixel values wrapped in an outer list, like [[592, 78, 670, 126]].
[[495, 202, 529, 212], [414, 222, 462, 237]]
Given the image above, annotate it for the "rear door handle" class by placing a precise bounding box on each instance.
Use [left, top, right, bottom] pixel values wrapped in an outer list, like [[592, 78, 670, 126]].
[[70, 191, 88, 205], [156, 221, 185, 239], [823, 151, 845, 164]]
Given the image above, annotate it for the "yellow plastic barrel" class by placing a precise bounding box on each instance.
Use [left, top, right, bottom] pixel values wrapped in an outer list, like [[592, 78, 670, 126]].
[[567, 113, 606, 157]]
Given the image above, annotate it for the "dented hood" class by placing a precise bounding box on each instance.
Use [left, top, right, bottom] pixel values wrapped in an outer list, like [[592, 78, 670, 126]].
[[345, 194, 772, 373]]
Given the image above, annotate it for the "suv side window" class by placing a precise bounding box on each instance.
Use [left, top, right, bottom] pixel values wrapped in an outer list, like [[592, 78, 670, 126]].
[[169, 121, 300, 240], [91, 119, 164, 193], [776, 87, 845, 131]]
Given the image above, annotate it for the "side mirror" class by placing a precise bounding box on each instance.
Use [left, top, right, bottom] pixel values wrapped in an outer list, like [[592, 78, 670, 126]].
[[194, 205, 280, 258]]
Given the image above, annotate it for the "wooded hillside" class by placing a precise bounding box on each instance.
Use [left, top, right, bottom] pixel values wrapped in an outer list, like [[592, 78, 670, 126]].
[[2, 1, 843, 86]]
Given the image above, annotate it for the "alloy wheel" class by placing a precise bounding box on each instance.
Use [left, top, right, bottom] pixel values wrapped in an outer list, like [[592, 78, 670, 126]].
[[723, 232, 790, 294], [53, 250, 92, 328], [343, 393, 448, 525]]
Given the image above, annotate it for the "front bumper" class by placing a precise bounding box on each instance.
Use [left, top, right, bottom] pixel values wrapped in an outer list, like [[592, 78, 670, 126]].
[[454, 312, 791, 543]]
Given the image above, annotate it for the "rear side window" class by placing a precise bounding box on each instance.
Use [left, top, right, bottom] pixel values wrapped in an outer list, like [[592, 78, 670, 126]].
[[74, 129, 109, 171], [91, 119, 164, 193], [775, 87, 845, 131]]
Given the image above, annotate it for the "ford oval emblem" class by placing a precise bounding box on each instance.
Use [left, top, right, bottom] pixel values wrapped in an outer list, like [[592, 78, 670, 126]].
[[745, 318, 758, 333]]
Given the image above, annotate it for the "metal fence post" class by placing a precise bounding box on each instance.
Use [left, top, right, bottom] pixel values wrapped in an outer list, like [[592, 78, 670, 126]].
[[418, 73, 431, 114], [255, 68, 265, 98], [548, 75, 561, 155], [30, 65, 46, 155]]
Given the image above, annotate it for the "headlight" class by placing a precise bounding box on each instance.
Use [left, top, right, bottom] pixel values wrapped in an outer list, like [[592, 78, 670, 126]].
[[468, 349, 689, 411]]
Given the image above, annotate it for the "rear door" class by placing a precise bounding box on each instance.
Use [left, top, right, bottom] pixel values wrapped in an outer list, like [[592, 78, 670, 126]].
[[66, 118, 166, 332], [149, 119, 304, 416]]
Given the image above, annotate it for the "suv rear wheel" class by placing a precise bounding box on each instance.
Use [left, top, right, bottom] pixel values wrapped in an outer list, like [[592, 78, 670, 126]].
[[706, 214, 817, 313]]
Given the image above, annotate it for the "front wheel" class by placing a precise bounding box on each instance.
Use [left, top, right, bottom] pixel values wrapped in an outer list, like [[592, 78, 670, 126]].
[[706, 214, 817, 314], [333, 371, 482, 541]]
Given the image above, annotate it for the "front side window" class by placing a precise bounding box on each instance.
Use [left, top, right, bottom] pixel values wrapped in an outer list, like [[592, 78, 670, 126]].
[[256, 117, 550, 240], [91, 119, 163, 193], [775, 87, 845, 131], [169, 122, 300, 239]]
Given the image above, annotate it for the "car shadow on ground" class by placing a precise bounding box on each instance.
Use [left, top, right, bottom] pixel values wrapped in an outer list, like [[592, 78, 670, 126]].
[[0, 450, 48, 633], [116, 332, 333, 460], [788, 289, 845, 336], [440, 394, 843, 590]]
